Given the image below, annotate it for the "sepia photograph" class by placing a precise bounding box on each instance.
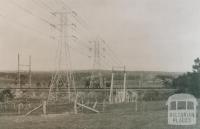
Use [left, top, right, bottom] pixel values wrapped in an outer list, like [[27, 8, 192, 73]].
[[0, 0, 200, 129]]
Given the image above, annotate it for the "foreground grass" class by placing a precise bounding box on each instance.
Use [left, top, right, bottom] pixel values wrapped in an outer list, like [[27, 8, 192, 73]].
[[0, 101, 199, 129]]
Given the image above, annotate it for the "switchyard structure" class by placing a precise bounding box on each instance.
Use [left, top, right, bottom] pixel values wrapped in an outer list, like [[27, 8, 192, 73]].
[[17, 53, 32, 89], [109, 66, 127, 104]]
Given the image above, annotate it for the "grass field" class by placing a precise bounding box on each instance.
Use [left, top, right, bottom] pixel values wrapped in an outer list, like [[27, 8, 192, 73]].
[[0, 101, 199, 129]]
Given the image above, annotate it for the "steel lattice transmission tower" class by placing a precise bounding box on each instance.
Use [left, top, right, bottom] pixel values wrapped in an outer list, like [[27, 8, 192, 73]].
[[89, 38, 106, 89], [47, 11, 76, 104]]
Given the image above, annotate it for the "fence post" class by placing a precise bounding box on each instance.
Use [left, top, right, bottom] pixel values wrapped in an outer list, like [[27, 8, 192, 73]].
[[0, 103, 2, 111], [135, 100, 138, 112], [81, 99, 83, 112], [102, 99, 105, 112], [13, 103, 16, 110], [18, 104, 21, 115], [4, 104, 7, 111], [43, 101, 47, 115]]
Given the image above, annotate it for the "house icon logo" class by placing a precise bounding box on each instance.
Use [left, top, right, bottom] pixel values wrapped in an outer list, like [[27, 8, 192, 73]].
[[166, 94, 198, 125]]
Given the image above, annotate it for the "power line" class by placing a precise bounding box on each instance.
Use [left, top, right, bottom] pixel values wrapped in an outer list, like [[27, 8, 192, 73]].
[[59, 0, 88, 25], [0, 10, 55, 41], [1, 0, 122, 71], [100, 39, 123, 66], [75, 39, 91, 49], [8, 0, 57, 30], [54, 0, 90, 31], [104, 50, 122, 66], [31, 0, 56, 17]]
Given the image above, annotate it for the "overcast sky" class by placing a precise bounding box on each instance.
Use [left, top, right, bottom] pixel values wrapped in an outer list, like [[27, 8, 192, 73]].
[[0, 0, 200, 72]]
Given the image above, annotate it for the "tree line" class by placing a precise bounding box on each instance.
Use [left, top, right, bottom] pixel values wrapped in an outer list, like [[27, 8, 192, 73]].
[[159, 57, 200, 98]]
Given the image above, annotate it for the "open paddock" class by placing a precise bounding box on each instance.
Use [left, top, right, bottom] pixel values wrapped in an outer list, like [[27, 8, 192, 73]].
[[0, 100, 200, 129]]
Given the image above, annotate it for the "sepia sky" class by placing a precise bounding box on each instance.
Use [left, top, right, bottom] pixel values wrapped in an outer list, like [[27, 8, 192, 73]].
[[1, 0, 200, 72]]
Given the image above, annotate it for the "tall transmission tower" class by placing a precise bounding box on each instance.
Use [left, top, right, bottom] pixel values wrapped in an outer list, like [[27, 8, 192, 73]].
[[47, 11, 76, 104], [17, 53, 32, 89], [89, 38, 106, 89]]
